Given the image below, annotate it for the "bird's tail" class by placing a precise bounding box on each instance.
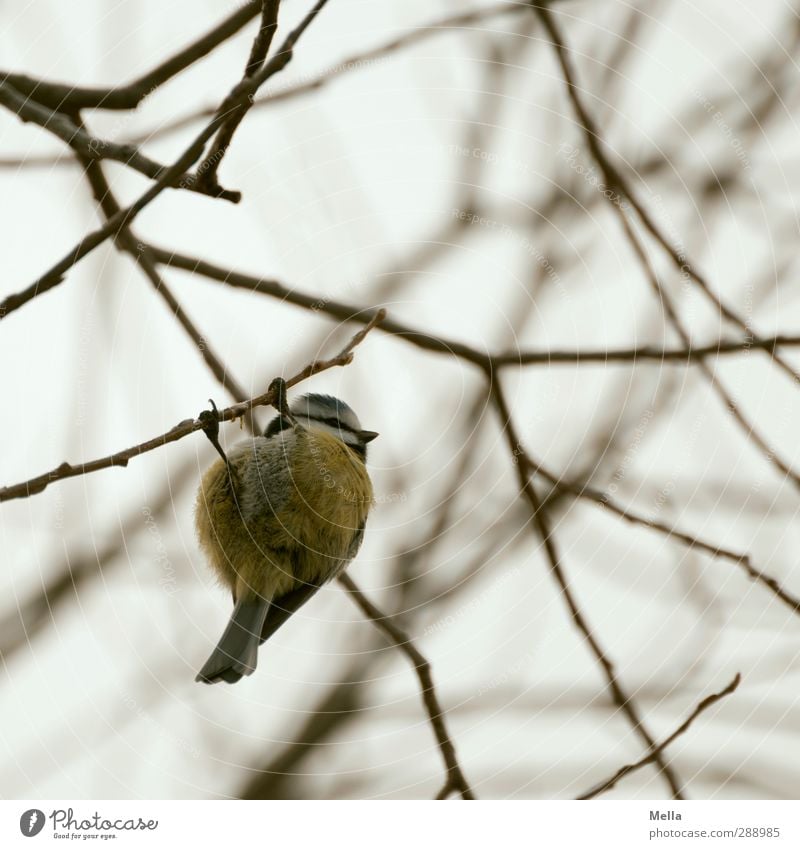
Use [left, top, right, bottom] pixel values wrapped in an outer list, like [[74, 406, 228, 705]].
[[196, 598, 270, 685]]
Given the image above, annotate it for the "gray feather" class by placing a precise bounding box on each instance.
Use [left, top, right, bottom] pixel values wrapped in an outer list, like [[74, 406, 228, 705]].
[[196, 598, 270, 685], [259, 582, 322, 644], [236, 433, 296, 521]]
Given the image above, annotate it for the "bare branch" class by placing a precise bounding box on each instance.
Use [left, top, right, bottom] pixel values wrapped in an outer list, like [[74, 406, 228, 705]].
[[507, 336, 800, 365], [489, 377, 686, 799], [0, 311, 385, 503], [0, 0, 333, 320], [76, 149, 254, 429], [189, 0, 333, 203], [529, 460, 800, 616], [0, 82, 238, 201], [149, 245, 800, 367], [194, 0, 282, 199], [148, 245, 491, 365], [176, 2, 534, 143], [533, 3, 800, 387], [614, 210, 800, 492], [0, 3, 535, 160], [579, 673, 742, 800], [0, 2, 263, 111], [338, 573, 475, 801]]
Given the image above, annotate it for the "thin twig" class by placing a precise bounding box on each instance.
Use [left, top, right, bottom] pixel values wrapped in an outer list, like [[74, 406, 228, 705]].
[[0, 311, 385, 503], [194, 0, 282, 198], [616, 210, 800, 492], [490, 378, 685, 799], [504, 337, 800, 365], [338, 572, 476, 801], [76, 148, 255, 429], [148, 245, 800, 367], [0, 2, 264, 111], [190, 0, 332, 202], [0, 3, 536, 160], [579, 673, 742, 799], [0, 82, 238, 201], [528, 458, 800, 616]]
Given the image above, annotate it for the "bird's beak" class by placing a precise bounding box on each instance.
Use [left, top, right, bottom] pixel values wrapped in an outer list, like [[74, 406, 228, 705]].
[[359, 430, 379, 443]]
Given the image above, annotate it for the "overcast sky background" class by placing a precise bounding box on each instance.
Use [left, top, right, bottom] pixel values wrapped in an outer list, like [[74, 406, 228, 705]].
[[1, 0, 799, 799]]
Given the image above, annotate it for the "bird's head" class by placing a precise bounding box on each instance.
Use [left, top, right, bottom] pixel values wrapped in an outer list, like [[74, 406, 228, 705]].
[[265, 393, 378, 460]]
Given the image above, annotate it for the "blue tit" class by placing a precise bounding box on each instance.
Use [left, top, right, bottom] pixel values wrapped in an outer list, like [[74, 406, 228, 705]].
[[194, 392, 378, 685]]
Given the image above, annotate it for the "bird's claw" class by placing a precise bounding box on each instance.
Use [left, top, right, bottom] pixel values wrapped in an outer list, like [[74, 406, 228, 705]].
[[198, 399, 229, 465], [268, 378, 291, 419], [268, 377, 304, 431]]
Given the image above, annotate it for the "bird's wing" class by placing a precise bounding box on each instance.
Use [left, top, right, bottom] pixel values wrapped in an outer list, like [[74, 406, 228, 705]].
[[345, 521, 366, 561], [259, 581, 323, 644], [258, 520, 366, 643]]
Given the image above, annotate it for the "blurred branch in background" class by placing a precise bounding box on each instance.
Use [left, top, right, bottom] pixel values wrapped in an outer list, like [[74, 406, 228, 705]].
[[339, 572, 475, 800], [532, 6, 800, 496], [0, 0, 333, 317], [534, 3, 800, 387], [579, 673, 742, 800], [0, 458, 195, 661], [490, 378, 685, 798]]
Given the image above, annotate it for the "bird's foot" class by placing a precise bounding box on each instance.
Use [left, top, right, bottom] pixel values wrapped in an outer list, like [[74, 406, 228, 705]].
[[198, 399, 230, 466], [268, 377, 300, 428]]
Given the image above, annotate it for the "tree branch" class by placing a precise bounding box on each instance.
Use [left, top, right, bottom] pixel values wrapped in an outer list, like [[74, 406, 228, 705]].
[[148, 245, 800, 366], [0, 310, 385, 503], [194, 0, 282, 199], [507, 336, 800, 365], [0, 0, 333, 320], [579, 673, 742, 799], [0, 3, 536, 160], [489, 377, 686, 799], [615, 209, 800, 493], [528, 458, 800, 616], [145, 246, 800, 615], [0, 82, 238, 201], [0, 2, 264, 111], [76, 146, 254, 430], [338, 573, 475, 801], [533, 3, 800, 388]]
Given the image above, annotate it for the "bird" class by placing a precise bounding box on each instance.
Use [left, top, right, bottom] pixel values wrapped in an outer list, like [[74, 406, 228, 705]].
[[194, 387, 378, 685]]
